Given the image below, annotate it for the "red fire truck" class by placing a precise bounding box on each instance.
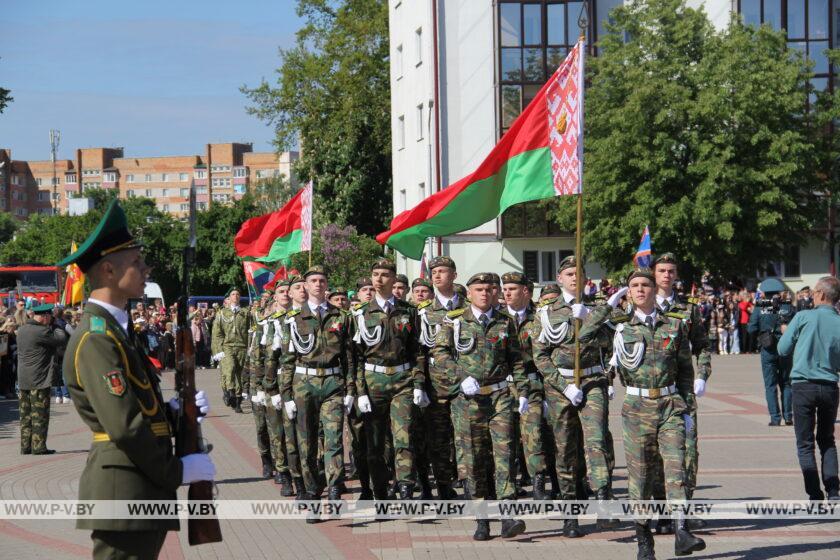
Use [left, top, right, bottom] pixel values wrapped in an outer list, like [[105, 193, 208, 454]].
[[0, 264, 63, 305]]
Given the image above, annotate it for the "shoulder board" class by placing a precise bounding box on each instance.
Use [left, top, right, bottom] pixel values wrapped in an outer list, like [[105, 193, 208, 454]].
[[610, 314, 630, 324], [417, 300, 432, 309], [90, 316, 106, 334], [447, 308, 466, 319], [538, 296, 559, 308], [665, 311, 688, 321], [286, 309, 300, 318], [270, 311, 287, 319], [352, 301, 368, 311], [686, 297, 699, 305]]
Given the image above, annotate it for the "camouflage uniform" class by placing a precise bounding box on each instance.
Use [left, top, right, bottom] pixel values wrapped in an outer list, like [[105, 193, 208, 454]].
[[278, 301, 354, 496], [353, 296, 425, 497], [211, 304, 251, 399], [19, 389, 52, 454], [432, 303, 527, 501], [247, 304, 275, 474]]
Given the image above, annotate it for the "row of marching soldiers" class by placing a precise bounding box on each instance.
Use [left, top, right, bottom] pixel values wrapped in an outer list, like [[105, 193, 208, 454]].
[[213, 253, 709, 558]]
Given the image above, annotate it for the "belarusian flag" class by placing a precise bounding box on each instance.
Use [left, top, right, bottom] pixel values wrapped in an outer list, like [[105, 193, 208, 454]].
[[62, 241, 85, 305], [243, 261, 275, 300], [377, 39, 584, 259], [235, 181, 313, 263]]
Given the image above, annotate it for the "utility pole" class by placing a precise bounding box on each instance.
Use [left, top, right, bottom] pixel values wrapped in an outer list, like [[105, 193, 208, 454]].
[[49, 129, 60, 215]]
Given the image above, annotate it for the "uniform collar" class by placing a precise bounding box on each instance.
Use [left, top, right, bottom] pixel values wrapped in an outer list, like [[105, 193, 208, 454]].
[[88, 297, 129, 333], [656, 293, 675, 307], [375, 294, 396, 309], [562, 290, 575, 304], [436, 293, 458, 309], [633, 308, 658, 325], [471, 305, 494, 322]]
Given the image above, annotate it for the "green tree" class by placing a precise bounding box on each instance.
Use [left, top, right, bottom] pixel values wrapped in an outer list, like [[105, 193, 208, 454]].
[[0, 212, 19, 245], [0, 58, 11, 114], [549, 0, 819, 281], [288, 224, 383, 289], [250, 175, 297, 214], [241, 0, 392, 235]]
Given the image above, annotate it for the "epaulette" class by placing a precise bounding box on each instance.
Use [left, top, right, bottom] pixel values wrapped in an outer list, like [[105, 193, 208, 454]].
[[610, 314, 630, 324], [91, 316, 106, 334], [538, 296, 558, 308], [686, 297, 700, 305], [286, 309, 300, 318], [665, 311, 688, 321], [417, 300, 432, 310], [447, 308, 466, 319], [270, 310, 287, 320], [352, 301, 368, 311], [496, 308, 513, 320]]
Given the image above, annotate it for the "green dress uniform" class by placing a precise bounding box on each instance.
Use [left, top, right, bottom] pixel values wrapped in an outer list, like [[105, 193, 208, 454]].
[[212, 300, 251, 408]]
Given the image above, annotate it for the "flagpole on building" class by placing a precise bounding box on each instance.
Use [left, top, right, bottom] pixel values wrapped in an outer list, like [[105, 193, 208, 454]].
[[573, 3, 588, 390]]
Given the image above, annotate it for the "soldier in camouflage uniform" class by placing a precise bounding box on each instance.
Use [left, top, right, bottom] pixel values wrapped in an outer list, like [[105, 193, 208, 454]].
[[18, 304, 65, 455], [433, 272, 528, 541], [354, 259, 428, 500], [392, 274, 409, 302], [532, 256, 626, 537], [243, 292, 271, 400], [409, 277, 437, 499], [247, 294, 274, 478], [212, 287, 251, 413], [277, 268, 355, 507], [614, 268, 705, 559]]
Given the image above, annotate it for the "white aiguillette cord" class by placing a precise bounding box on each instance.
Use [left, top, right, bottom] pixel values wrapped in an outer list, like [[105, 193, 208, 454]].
[[352, 307, 383, 346], [418, 307, 439, 347], [537, 305, 570, 344], [612, 323, 645, 370], [447, 317, 475, 354], [285, 315, 315, 355]]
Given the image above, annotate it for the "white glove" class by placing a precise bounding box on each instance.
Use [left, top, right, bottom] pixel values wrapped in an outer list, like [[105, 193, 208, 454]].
[[241, 392, 248, 399], [542, 400, 549, 416], [413, 388, 430, 408], [608, 386, 615, 400], [571, 303, 590, 320], [694, 378, 706, 397], [168, 397, 180, 412], [343, 395, 355, 415], [357, 395, 372, 413], [683, 413, 694, 434], [181, 453, 216, 484], [251, 393, 262, 404], [284, 400, 297, 420], [563, 384, 584, 406], [195, 390, 209, 420], [270, 394, 283, 410], [461, 376, 480, 396], [212, 352, 226, 361], [518, 396, 529, 414], [607, 287, 629, 308]]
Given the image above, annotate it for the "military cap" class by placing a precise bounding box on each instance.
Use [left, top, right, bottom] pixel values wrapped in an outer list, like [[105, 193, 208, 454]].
[[501, 271, 529, 286], [540, 283, 562, 297], [454, 283, 467, 298], [56, 199, 143, 272], [356, 277, 373, 289], [288, 274, 305, 286], [303, 265, 327, 279], [394, 274, 409, 286], [31, 303, 55, 315], [428, 256, 456, 271], [329, 286, 348, 297], [653, 252, 678, 266], [225, 286, 241, 297], [488, 272, 501, 285], [466, 272, 495, 286], [558, 255, 579, 273], [371, 258, 396, 272], [274, 279, 291, 289], [627, 268, 656, 284], [412, 277, 433, 290]]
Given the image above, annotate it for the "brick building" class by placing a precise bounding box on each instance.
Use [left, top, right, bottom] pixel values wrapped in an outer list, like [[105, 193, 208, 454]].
[[0, 143, 298, 219]]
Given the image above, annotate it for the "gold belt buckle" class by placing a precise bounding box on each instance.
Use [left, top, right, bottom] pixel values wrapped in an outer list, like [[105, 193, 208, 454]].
[[648, 387, 661, 398], [384, 366, 396, 375]]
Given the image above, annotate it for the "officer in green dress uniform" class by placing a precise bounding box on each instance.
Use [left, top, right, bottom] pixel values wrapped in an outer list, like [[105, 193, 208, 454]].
[[212, 287, 251, 413], [59, 200, 215, 560]]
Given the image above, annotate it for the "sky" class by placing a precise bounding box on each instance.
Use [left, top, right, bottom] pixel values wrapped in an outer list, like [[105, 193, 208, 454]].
[[0, 0, 302, 161]]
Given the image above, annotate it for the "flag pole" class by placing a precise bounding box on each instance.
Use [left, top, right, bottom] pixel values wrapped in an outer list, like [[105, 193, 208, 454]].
[[573, 12, 588, 390]]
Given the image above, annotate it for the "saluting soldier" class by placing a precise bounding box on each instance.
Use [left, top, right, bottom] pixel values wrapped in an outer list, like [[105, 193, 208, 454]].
[[59, 200, 214, 559], [532, 256, 626, 537], [613, 269, 705, 559], [212, 287, 251, 413], [278, 268, 355, 505], [353, 259, 428, 500], [18, 303, 66, 455], [433, 272, 528, 540]]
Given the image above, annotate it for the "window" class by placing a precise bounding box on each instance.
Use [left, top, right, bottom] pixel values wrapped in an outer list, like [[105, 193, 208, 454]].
[[16, 208, 28, 217], [11, 174, 20, 186], [126, 174, 135, 182], [144, 174, 152, 182], [161, 173, 168, 182], [233, 167, 247, 178], [783, 245, 801, 277], [180, 188, 189, 197], [415, 27, 423, 66], [179, 172, 189, 181], [39, 208, 53, 215], [399, 188, 407, 212], [145, 189, 152, 197], [194, 169, 207, 179], [416, 104, 424, 141], [82, 181, 100, 191], [211, 178, 232, 187], [162, 204, 170, 213], [197, 186, 208, 194], [38, 191, 50, 201], [180, 203, 189, 212], [397, 115, 405, 149], [502, 201, 565, 237], [104, 172, 117, 182], [65, 173, 77, 184], [127, 189, 135, 197], [82, 169, 100, 176], [162, 189, 168, 197], [211, 165, 231, 173], [197, 202, 207, 211], [36, 178, 43, 187], [523, 249, 574, 283]]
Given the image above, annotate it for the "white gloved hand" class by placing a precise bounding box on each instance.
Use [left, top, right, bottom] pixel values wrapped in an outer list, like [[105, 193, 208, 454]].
[[518, 396, 529, 414], [241, 392, 248, 399], [357, 395, 372, 413], [413, 388, 430, 408], [608, 386, 615, 400], [168, 397, 180, 412], [693, 378, 706, 397], [461, 376, 480, 396], [542, 400, 549, 416], [251, 393, 262, 404], [212, 352, 226, 362], [284, 400, 297, 420], [683, 413, 694, 434], [181, 453, 216, 484], [195, 390, 210, 422], [343, 395, 355, 415], [607, 287, 630, 308], [270, 394, 283, 410], [255, 390, 266, 403], [563, 384, 584, 406], [571, 303, 590, 320]]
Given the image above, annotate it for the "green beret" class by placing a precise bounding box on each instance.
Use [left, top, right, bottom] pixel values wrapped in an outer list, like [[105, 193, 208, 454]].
[[288, 274, 305, 286], [558, 255, 578, 273], [329, 287, 348, 297], [394, 274, 409, 285], [303, 265, 327, 279], [467, 272, 495, 286], [627, 268, 656, 284], [56, 199, 143, 272], [371, 258, 396, 273], [274, 279, 291, 289], [225, 287, 241, 297], [540, 283, 562, 297], [31, 303, 55, 315], [412, 278, 433, 290], [501, 271, 529, 286], [356, 277, 373, 289], [428, 256, 456, 271], [454, 283, 468, 299], [653, 252, 678, 266]]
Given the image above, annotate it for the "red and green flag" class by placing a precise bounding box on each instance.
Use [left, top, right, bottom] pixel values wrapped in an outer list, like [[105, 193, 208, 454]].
[[377, 39, 585, 260], [234, 181, 313, 263]]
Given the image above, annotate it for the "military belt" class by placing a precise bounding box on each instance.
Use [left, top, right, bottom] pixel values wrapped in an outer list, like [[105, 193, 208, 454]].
[[475, 380, 509, 396], [93, 421, 171, 442], [625, 384, 677, 398], [364, 362, 411, 375], [557, 365, 603, 378], [295, 366, 341, 377]]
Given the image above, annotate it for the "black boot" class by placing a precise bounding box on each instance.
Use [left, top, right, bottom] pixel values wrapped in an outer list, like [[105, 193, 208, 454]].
[[328, 485, 342, 500], [260, 454, 273, 479], [686, 517, 707, 530], [418, 477, 433, 500], [358, 483, 374, 501], [233, 396, 243, 413], [595, 488, 620, 529], [655, 517, 673, 535], [562, 518, 584, 538], [635, 522, 655, 560], [398, 482, 415, 500], [436, 482, 457, 500], [222, 390, 230, 406], [276, 472, 294, 496], [387, 482, 398, 500], [473, 519, 491, 541], [294, 477, 306, 500], [501, 518, 526, 538], [674, 519, 706, 556], [532, 473, 548, 501]]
